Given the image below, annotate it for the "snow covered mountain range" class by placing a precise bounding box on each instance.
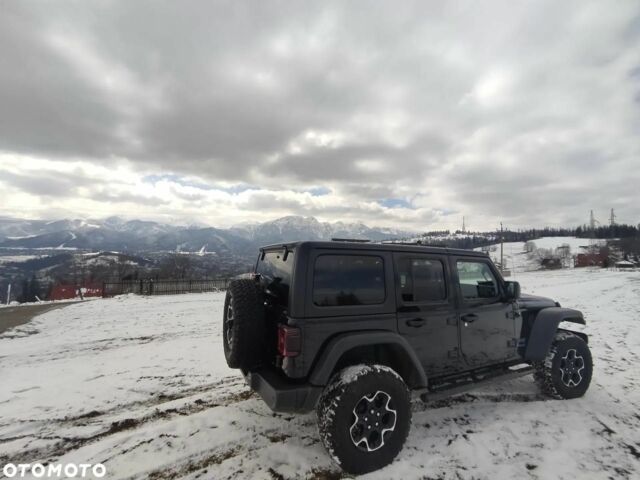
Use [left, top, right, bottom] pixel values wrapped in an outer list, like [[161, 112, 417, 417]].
[[0, 216, 413, 254]]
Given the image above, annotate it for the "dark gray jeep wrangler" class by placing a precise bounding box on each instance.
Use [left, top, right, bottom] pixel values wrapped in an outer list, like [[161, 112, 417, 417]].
[[222, 240, 592, 474]]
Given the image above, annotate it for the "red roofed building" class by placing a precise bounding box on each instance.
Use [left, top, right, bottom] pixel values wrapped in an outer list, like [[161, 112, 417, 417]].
[[575, 252, 606, 268]]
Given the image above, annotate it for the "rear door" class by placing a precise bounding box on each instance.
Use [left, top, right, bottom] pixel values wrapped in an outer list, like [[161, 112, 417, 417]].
[[298, 249, 398, 377], [451, 256, 519, 367], [394, 253, 461, 376]]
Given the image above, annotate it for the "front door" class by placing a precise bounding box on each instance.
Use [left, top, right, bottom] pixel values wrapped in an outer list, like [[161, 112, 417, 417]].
[[452, 257, 518, 367], [394, 253, 460, 376]]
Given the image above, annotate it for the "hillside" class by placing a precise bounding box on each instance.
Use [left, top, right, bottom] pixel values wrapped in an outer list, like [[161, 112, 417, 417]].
[[0, 216, 415, 300], [477, 237, 606, 273]]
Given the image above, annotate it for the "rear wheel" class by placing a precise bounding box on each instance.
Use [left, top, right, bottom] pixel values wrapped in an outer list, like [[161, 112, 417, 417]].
[[317, 364, 411, 474], [222, 279, 266, 370], [534, 331, 592, 399]]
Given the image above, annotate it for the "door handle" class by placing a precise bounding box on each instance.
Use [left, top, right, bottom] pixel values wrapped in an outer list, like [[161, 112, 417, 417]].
[[406, 318, 426, 328], [461, 313, 479, 324]]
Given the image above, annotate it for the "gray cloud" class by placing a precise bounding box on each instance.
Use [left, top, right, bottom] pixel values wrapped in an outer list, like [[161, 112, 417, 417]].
[[90, 190, 170, 207], [0, 170, 96, 197], [0, 0, 639, 229]]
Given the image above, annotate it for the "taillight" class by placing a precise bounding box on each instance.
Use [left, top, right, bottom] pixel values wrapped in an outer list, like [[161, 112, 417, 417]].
[[277, 325, 301, 357]]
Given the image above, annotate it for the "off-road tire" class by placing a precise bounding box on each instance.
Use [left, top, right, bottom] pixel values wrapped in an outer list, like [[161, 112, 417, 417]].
[[534, 331, 592, 399], [317, 364, 411, 474], [222, 279, 266, 370]]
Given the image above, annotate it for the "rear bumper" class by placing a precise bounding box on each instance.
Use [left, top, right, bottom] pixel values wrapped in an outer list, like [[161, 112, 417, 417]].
[[243, 368, 323, 413]]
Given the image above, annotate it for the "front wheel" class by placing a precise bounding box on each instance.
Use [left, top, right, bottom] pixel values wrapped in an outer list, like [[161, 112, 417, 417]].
[[317, 364, 411, 474], [534, 331, 593, 399]]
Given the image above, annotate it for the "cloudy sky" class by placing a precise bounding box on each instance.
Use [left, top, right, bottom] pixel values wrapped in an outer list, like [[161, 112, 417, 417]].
[[1, 0, 639, 231]]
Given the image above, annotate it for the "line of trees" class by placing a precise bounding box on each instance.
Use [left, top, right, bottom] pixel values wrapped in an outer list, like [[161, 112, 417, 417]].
[[406, 224, 639, 254], [499, 224, 639, 242], [575, 224, 639, 239]]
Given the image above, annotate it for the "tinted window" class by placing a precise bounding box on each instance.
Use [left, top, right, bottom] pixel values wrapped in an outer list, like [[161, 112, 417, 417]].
[[456, 260, 499, 300], [398, 258, 446, 302], [256, 249, 294, 306], [313, 255, 385, 306]]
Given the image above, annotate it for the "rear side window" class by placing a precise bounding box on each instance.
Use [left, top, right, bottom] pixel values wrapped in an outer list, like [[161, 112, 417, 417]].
[[256, 249, 294, 306], [397, 258, 446, 302], [313, 255, 385, 306]]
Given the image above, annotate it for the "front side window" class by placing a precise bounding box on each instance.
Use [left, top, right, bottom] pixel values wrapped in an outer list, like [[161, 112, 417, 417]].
[[398, 258, 446, 302], [313, 255, 385, 306], [456, 260, 499, 300]]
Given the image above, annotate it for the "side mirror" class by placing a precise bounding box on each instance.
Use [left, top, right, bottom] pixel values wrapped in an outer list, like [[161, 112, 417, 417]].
[[504, 281, 520, 301]]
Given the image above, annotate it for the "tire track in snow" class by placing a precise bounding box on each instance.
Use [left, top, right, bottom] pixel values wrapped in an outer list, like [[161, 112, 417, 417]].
[[0, 377, 254, 466]]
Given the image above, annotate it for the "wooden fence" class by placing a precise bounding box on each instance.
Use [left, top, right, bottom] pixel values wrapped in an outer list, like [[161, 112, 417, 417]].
[[102, 278, 230, 297]]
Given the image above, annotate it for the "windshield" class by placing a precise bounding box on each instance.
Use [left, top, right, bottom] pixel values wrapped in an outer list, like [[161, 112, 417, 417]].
[[255, 248, 294, 307]]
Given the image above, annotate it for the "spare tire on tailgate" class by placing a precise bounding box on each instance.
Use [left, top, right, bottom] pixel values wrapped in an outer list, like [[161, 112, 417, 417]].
[[223, 278, 266, 370]]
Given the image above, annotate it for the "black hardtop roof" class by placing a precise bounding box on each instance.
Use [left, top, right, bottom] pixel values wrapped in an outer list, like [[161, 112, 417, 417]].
[[259, 240, 488, 258]]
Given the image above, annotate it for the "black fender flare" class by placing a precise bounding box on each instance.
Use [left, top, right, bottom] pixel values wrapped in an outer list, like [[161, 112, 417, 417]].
[[524, 307, 586, 362], [308, 331, 428, 388]]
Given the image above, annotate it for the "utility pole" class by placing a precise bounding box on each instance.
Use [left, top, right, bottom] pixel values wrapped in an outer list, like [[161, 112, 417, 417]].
[[610, 208, 616, 226], [589, 210, 596, 233], [462, 216, 466, 233], [500, 222, 504, 272]]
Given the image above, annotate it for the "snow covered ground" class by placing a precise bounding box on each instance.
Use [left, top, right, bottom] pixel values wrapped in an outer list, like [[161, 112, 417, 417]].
[[0, 255, 46, 264], [477, 236, 604, 272], [1, 269, 639, 479]]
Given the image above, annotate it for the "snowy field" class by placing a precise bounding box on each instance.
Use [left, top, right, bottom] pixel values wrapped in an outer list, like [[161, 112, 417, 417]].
[[477, 236, 601, 272], [1, 269, 639, 479]]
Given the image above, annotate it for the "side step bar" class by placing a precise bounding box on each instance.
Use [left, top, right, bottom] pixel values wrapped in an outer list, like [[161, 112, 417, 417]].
[[417, 365, 534, 403]]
